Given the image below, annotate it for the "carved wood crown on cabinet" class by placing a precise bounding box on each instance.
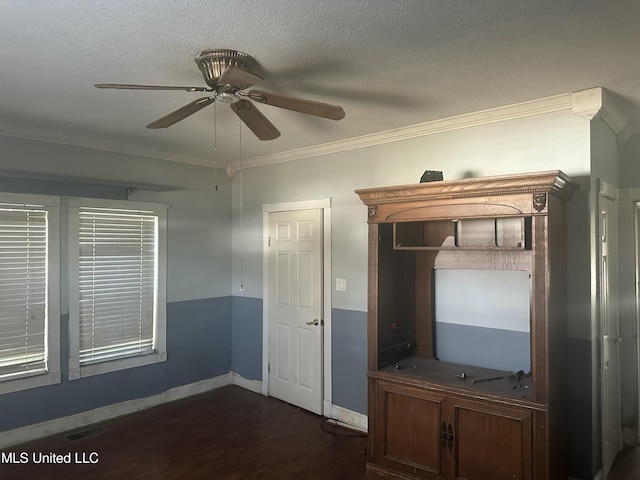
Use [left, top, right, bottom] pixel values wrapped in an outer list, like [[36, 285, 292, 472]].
[[356, 170, 576, 480], [355, 170, 575, 206], [356, 170, 576, 224]]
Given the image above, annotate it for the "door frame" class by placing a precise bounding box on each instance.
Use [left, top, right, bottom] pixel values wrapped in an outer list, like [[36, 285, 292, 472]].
[[598, 179, 622, 478], [620, 187, 640, 445], [262, 198, 332, 415]]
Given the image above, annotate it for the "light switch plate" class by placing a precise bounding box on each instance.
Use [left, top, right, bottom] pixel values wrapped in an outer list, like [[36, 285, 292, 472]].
[[336, 278, 347, 292]]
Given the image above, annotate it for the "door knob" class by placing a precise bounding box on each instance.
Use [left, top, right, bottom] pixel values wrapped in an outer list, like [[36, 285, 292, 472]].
[[306, 319, 319, 326]]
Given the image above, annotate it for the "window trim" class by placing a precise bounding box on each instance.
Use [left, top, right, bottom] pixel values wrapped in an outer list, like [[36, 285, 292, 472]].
[[68, 197, 167, 380], [0, 193, 61, 394]]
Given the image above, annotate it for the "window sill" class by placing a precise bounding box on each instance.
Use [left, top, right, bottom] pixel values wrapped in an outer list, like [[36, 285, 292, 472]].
[[69, 351, 168, 381], [0, 371, 62, 395]]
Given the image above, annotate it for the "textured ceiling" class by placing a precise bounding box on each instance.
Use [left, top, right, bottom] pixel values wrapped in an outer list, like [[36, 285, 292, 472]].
[[1, 1, 639, 169]]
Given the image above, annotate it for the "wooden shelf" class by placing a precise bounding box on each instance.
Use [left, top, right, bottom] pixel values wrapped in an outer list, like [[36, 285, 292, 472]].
[[392, 217, 530, 251], [393, 245, 527, 251], [373, 356, 535, 404]]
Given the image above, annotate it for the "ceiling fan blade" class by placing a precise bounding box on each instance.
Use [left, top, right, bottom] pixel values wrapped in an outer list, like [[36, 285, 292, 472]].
[[95, 83, 210, 92], [230, 100, 280, 141], [146, 97, 216, 129], [218, 66, 263, 90], [247, 90, 345, 120]]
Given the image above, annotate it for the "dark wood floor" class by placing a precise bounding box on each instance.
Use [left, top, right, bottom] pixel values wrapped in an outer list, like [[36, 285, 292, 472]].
[[3, 385, 640, 480], [0, 386, 367, 480], [609, 445, 640, 480]]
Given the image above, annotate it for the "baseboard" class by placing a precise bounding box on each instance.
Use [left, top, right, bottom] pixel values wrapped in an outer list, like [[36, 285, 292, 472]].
[[330, 404, 368, 433], [0, 373, 231, 449], [230, 371, 262, 394]]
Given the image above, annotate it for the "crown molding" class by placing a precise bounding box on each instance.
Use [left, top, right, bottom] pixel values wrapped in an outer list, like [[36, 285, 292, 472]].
[[231, 93, 573, 172], [0, 122, 219, 168], [571, 87, 629, 143], [3, 88, 631, 177], [571, 88, 603, 120]]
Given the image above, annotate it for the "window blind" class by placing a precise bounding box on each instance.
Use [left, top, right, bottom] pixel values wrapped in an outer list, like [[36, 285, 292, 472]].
[[78, 207, 157, 364], [0, 204, 48, 378]]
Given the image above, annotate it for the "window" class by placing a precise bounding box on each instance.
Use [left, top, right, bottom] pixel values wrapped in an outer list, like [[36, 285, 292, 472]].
[[0, 193, 60, 394], [68, 198, 167, 379]]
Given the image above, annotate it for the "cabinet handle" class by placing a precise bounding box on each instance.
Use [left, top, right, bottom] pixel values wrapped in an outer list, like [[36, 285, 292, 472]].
[[440, 422, 454, 450], [440, 422, 447, 448]]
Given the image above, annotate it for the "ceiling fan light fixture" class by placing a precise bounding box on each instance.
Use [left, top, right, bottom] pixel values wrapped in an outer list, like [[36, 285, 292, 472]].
[[214, 84, 241, 104], [216, 92, 240, 103]]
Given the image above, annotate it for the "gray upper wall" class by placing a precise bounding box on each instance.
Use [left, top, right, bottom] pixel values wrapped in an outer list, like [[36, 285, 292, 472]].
[[230, 109, 591, 313], [620, 133, 640, 187], [0, 134, 233, 304], [0, 135, 218, 191]]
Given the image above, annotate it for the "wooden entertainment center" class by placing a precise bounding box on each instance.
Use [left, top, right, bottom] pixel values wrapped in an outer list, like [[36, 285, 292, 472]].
[[356, 171, 576, 480]]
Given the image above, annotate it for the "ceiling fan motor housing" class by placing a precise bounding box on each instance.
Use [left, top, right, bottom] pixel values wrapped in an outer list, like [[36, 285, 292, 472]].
[[195, 49, 256, 88]]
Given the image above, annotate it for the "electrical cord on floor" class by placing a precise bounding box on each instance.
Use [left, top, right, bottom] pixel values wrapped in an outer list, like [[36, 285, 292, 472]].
[[321, 417, 367, 438]]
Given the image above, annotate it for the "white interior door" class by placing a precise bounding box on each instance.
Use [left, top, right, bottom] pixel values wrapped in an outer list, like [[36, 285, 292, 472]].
[[600, 192, 622, 478], [268, 208, 323, 414]]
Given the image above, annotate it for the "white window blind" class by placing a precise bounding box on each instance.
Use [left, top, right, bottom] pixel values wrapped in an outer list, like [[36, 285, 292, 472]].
[[0, 203, 48, 379], [78, 207, 158, 365]]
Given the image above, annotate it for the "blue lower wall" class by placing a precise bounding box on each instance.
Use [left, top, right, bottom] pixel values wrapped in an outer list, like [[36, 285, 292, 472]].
[[231, 296, 263, 381], [165, 298, 232, 385], [332, 308, 368, 414], [0, 297, 232, 432]]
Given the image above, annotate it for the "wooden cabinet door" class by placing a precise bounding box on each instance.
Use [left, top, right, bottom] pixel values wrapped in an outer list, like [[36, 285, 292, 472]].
[[374, 380, 447, 479], [444, 397, 533, 480]]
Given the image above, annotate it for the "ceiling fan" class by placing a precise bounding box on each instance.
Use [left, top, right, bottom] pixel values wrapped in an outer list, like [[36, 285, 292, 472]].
[[95, 49, 345, 141]]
